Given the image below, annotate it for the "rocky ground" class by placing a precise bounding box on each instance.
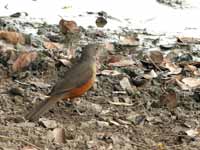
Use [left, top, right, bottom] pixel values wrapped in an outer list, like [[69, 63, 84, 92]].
[[0, 12, 200, 150]]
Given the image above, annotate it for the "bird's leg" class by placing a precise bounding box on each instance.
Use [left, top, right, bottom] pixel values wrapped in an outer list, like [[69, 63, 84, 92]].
[[64, 98, 84, 115]]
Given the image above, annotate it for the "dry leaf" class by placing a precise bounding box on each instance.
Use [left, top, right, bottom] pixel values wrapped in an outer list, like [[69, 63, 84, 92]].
[[148, 51, 164, 64], [52, 128, 65, 144], [108, 55, 122, 63], [12, 51, 37, 72], [160, 91, 177, 109], [0, 31, 25, 44], [162, 58, 182, 75], [184, 65, 200, 76], [177, 37, 200, 44], [176, 79, 190, 90], [104, 42, 114, 51], [59, 19, 80, 34], [143, 70, 158, 79], [43, 41, 63, 49], [119, 35, 139, 46], [186, 128, 200, 137], [185, 65, 197, 72], [109, 59, 135, 67], [182, 77, 200, 88]]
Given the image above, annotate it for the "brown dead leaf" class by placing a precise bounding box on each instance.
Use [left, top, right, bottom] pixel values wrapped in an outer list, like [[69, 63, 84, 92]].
[[43, 41, 63, 49], [162, 58, 182, 75], [0, 31, 25, 44], [109, 59, 135, 67], [177, 37, 200, 44], [185, 65, 197, 72], [182, 77, 200, 88], [184, 65, 200, 76], [12, 51, 38, 72], [108, 56, 135, 67], [108, 55, 122, 63], [119, 35, 139, 46], [149, 51, 164, 64], [59, 19, 80, 34], [176, 79, 190, 90], [160, 91, 177, 109]]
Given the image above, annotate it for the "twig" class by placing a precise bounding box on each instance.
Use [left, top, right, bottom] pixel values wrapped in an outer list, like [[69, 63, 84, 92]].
[[108, 101, 134, 106], [147, 55, 162, 71], [14, 80, 30, 86], [0, 135, 41, 150]]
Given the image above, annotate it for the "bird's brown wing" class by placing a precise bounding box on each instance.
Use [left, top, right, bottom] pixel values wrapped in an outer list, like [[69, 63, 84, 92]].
[[50, 61, 93, 96]]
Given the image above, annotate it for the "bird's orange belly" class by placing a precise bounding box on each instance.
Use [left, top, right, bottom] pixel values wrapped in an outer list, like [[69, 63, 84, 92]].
[[63, 78, 94, 100]]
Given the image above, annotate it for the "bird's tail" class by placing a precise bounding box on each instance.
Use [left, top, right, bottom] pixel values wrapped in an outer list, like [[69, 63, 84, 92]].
[[25, 95, 62, 122]]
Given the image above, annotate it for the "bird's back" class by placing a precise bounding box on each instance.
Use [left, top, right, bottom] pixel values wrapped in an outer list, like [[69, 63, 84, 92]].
[[50, 58, 95, 96]]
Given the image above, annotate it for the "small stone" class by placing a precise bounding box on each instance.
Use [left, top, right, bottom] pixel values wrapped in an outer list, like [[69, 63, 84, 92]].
[[122, 96, 131, 103], [9, 87, 24, 96], [126, 112, 145, 125], [132, 76, 146, 87], [96, 121, 109, 128], [12, 96, 24, 104], [80, 119, 96, 128], [75, 101, 102, 114], [160, 44, 175, 50], [39, 118, 58, 129], [52, 128, 66, 144], [119, 77, 133, 93], [95, 17, 107, 28]]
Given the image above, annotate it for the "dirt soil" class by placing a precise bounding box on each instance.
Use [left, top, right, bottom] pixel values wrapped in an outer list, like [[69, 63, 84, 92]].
[[0, 16, 200, 150]]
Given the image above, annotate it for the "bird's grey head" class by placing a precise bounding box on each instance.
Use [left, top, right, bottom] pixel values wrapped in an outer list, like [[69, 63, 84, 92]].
[[81, 44, 100, 59]]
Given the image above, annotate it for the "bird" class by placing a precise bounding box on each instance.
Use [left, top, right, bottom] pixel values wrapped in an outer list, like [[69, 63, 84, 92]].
[[25, 44, 100, 121]]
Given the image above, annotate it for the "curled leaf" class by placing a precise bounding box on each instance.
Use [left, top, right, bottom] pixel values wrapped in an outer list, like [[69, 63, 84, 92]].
[[177, 37, 200, 44], [0, 31, 25, 44], [119, 35, 139, 46], [162, 58, 182, 75], [182, 77, 200, 88], [148, 51, 164, 64], [43, 41, 63, 49], [59, 19, 80, 34], [109, 59, 135, 67], [12, 51, 38, 72], [160, 91, 177, 109]]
